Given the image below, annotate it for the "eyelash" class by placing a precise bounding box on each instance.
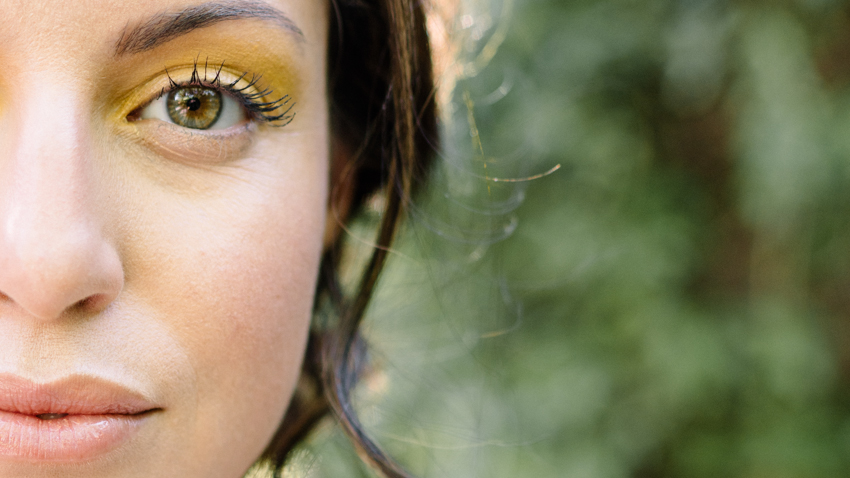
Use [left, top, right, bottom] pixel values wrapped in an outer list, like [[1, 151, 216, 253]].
[[153, 58, 295, 127]]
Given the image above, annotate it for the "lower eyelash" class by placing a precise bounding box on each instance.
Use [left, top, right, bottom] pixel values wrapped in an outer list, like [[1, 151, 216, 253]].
[[161, 57, 295, 127]]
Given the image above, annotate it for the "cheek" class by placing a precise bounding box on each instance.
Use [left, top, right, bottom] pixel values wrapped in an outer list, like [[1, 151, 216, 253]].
[[172, 217, 317, 459], [113, 134, 328, 474]]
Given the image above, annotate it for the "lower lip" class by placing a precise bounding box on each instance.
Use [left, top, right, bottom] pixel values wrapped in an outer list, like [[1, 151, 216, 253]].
[[0, 410, 148, 462]]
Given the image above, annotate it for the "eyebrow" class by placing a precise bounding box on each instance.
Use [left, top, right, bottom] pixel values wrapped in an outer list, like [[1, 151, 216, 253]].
[[114, 0, 304, 56]]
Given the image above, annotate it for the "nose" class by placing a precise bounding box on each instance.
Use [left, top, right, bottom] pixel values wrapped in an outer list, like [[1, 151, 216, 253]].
[[0, 89, 124, 321]]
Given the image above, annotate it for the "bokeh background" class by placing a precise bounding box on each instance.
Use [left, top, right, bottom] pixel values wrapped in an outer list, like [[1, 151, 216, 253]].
[[281, 0, 850, 476]]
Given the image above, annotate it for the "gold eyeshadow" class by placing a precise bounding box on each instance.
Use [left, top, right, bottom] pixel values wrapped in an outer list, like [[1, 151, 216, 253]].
[[108, 24, 302, 116], [120, 61, 293, 125]]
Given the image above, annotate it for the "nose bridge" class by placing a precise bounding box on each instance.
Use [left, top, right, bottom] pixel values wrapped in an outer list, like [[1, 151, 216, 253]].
[[5, 90, 90, 231], [0, 83, 124, 320]]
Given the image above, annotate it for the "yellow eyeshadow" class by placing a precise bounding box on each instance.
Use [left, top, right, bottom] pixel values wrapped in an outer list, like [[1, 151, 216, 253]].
[[106, 28, 302, 125]]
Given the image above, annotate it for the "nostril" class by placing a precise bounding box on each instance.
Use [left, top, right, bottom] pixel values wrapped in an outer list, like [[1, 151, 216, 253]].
[[74, 297, 90, 309], [73, 294, 113, 314], [0, 228, 124, 319]]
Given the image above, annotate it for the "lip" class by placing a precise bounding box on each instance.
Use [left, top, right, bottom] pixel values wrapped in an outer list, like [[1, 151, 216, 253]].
[[0, 374, 160, 462]]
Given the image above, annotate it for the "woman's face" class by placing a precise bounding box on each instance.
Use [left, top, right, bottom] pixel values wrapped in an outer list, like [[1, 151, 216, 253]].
[[0, 0, 329, 476]]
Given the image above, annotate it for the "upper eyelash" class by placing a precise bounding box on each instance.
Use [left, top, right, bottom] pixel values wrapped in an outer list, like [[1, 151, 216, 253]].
[[156, 57, 296, 127]]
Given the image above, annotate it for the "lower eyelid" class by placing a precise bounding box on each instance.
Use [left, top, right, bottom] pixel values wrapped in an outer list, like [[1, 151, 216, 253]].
[[130, 119, 256, 165]]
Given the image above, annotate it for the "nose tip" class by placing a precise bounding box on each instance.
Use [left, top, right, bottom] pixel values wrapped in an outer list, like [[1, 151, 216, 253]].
[[0, 214, 124, 320]]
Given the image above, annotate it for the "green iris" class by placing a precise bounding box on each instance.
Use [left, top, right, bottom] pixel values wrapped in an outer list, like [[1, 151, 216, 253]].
[[166, 86, 223, 130]]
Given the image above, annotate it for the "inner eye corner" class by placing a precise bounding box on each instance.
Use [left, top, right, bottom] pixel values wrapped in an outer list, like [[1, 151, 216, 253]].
[[126, 106, 144, 123], [125, 91, 164, 123]]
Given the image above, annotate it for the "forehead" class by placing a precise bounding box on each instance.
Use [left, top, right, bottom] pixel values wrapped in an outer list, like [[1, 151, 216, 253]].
[[0, 0, 325, 66]]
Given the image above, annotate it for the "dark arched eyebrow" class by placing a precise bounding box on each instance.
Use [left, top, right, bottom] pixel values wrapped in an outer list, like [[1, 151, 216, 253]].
[[114, 0, 304, 56]]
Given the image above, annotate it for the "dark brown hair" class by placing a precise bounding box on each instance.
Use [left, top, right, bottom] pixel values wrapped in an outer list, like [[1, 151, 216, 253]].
[[259, 0, 438, 476]]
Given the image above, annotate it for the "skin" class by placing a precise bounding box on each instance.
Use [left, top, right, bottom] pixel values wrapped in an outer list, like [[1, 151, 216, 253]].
[[0, 0, 330, 476]]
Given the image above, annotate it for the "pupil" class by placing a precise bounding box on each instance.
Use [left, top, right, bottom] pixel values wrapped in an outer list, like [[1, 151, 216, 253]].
[[186, 97, 202, 111]]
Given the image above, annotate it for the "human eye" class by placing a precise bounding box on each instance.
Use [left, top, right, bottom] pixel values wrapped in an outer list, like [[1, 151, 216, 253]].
[[129, 60, 295, 131], [123, 59, 297, 164], [140, 85, 240, 130]]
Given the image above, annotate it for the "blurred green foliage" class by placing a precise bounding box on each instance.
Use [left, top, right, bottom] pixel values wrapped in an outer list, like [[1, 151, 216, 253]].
[[288, 0, 850, 477]]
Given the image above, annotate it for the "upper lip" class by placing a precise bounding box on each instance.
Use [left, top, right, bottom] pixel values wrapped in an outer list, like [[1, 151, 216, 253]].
[[0, 374, 159, 416]]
